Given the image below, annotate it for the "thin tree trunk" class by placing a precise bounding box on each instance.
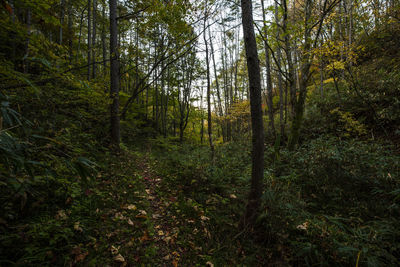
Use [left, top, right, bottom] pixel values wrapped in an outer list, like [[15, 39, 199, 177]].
[[60, 0, 66, 45], [92, 0, 97, 78], [88, 0, 91, 80], [261, 0, 275, 136], [288, 0, 313, 150], [241, 0, 265, 226], [102, 4, 107, 72], [203, 13, 215, 160], [77, 7, 86, 62], [23, 8, 31, 74], [67, 0, 73, 63], [109, 0, 120, 147], [274, 0, 285, 137], [283, 0, 296, 118]]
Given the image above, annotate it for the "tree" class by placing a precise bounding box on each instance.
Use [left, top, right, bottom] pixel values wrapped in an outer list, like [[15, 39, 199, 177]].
[[240, 0, 265, 226], [260, 0, 275, 136], [203, 1, 215, 160], [109, 0, 120, 148]]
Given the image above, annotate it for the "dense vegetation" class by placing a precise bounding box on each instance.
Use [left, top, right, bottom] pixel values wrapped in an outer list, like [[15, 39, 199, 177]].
[[0, 0, 399, 266]]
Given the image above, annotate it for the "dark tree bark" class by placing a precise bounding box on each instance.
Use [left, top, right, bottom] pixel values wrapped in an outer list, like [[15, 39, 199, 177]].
[[241, 0, 265, 226], [23, 8, 31, 74], [67, 0, 73, 63], [59, 0, 66, 45], [274, 0, 285, 137], [109, 0, 120, 148], [102, 4, 107, 73], [92, 0, 97, 78], [87, 0, 91, 80]]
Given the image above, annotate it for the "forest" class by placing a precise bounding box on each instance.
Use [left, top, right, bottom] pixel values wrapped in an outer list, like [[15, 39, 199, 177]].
[[0, 0, 399, 265]]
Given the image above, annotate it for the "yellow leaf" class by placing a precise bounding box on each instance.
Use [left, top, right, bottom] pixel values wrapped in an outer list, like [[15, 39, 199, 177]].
[[126, 204, 137, 210], [200, 216, 210, 221], [74, 222, 83, 232], [114, 254, 125, 262], [110, 245, 119, 255]]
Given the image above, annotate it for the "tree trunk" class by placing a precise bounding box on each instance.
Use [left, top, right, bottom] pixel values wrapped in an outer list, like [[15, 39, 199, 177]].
[[92, 0, 97, 78], [59, 0, 65, 45], [67, 0, 73, 63], [87, 0, 91, 80], [288, 0, 313, 150], [109, 0, 120, 148], [203, 9, 215, 160], [274, 0, 285, 137], [102, 4, 107, 73], [23, 8, 31, 74], [241, 0, 265, 226], [261, 0, 275, 136]]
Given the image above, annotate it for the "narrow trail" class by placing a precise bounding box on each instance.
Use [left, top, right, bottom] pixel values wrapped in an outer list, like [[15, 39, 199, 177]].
[[136, 152, 182, 266]]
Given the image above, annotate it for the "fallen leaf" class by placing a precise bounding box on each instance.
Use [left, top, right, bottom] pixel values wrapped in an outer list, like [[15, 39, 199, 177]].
[[126, 204, 137, 210], [127, 218, 134, 226], [158, 230, 164, 236], [114, 212, 125, 220], [163, 254, 171, 260], [296, 221, 309, 231], [200, 216, 210, 221], [74, 222, 83, 232], [110, 245, 119, 255], [145, 189, 151, 194], [56, 210, 67, 220], [152, 213, 162, 219], [206, 261, 214, 267], [139, 210, 147, 215], [75, 251, 89, 263], [164, 236, 173, 244], [229, 194, 237, 199], [114, 254, 125, 262], [140, 231, 150, 242]]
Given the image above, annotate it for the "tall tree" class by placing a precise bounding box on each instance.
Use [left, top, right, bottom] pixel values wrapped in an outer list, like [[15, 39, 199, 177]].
[[261, 0, 275, 136], [240, 0, 265, 226], [109, 0, 120, 147], [88, 0, 92, 80], [203, 3, 215, 160], [92, 0, 97, 78]]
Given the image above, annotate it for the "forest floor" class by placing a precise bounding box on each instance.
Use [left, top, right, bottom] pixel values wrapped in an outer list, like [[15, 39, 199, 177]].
[[82, 145, 227, 266], [135, 150, 183, 266]]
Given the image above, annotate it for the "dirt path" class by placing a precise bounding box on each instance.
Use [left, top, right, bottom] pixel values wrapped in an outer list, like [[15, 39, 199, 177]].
[[137, 153, 181, 266]]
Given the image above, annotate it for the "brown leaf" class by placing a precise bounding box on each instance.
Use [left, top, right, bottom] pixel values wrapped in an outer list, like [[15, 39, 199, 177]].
[[140, 231, 150, 242], [75, 251, 88, 263]]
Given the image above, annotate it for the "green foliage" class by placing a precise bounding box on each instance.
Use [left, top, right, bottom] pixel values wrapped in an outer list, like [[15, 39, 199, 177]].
[[258, 136, 400, 265]]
